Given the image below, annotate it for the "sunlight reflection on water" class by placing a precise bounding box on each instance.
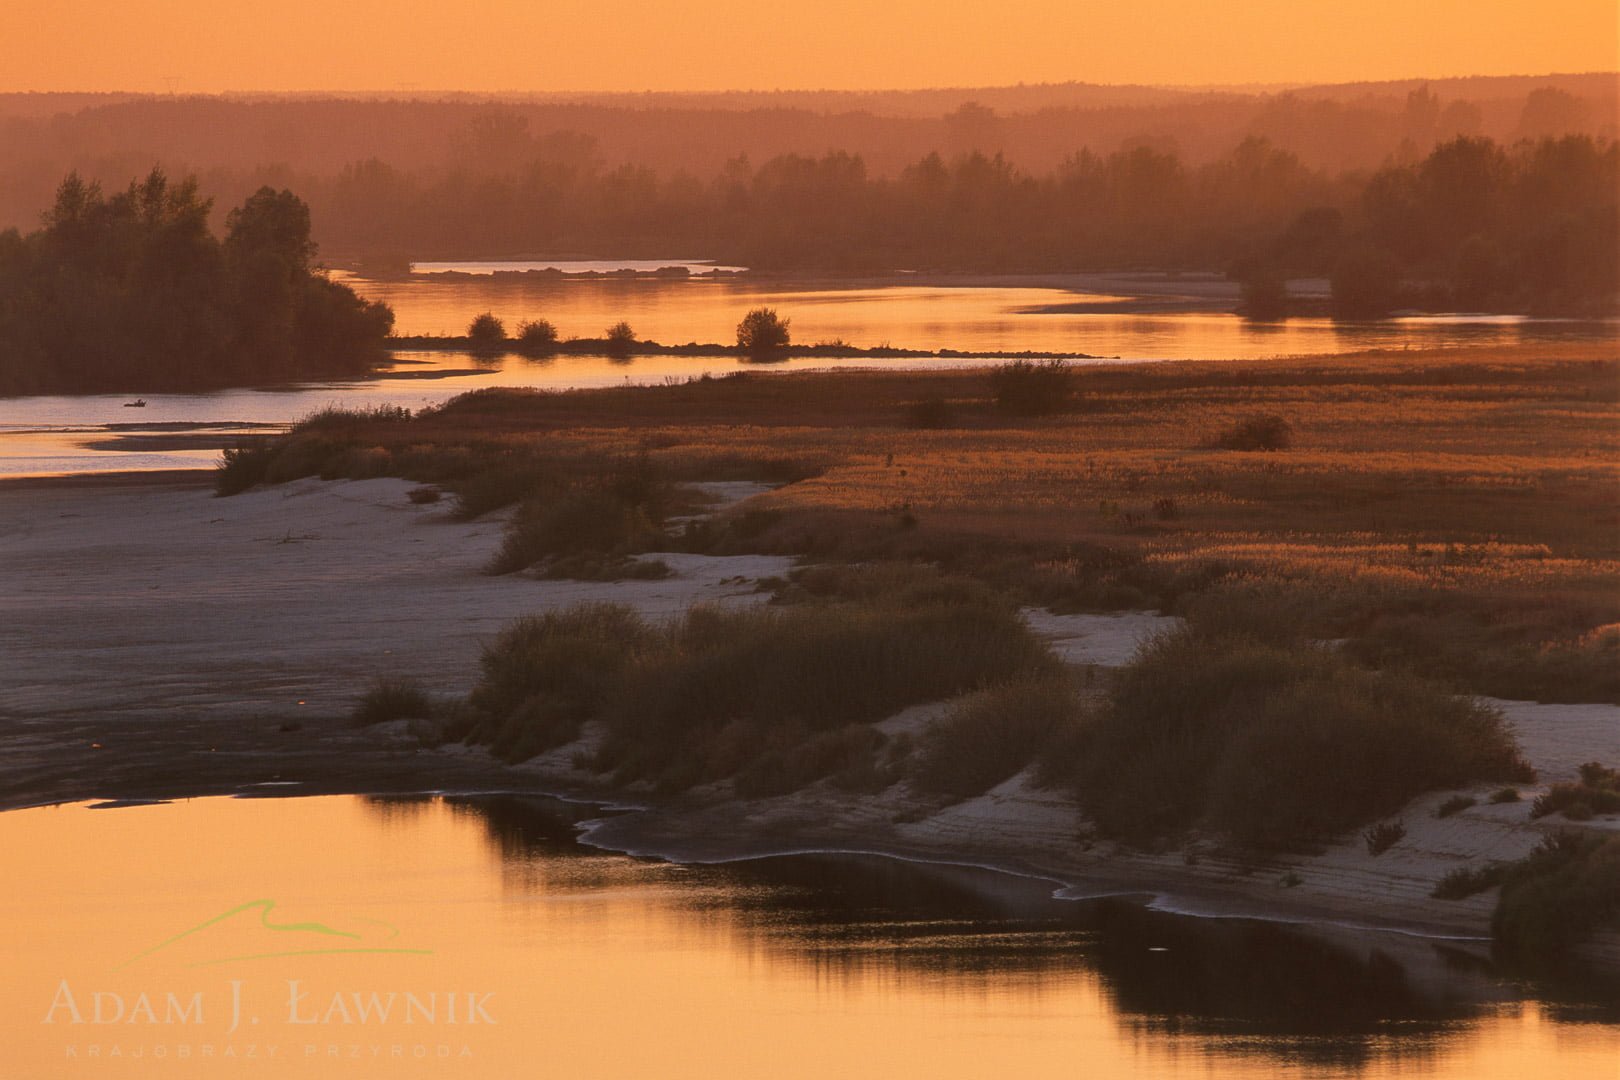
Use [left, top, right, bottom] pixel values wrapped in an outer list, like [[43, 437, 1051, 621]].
[[2, 794, 1616, 1080], [1, 276, 1609, 476]]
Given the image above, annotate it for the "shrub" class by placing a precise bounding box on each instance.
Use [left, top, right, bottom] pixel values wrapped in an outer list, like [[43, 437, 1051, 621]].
[[214, 442, 277, 495], [1435, 794, 1476, 818], [734, 725, 888, 799], [736, 307, 791, 358], [989, 359, 1072, 416], [450, 463, 559, 520], [1489, 787, 1521, 804], [406, 485, 441, 504], [912, 675, 1079, 800], [1055, 628, 1530, 849], [604, 320, 637, 359], [458, 590, 1058, 783], [905, 397, 956, 429], [592, 594, 1060, 792], [1363, 820, 1406, 856], [290, 403, 411, 432], [1493, 833, 1620, 964], [1432, 862, 1508, 900], [1213, 414, 1293, 451], [488, 490, 663, 574], [1530, 762, 1620, 820], [352, 676, 433, 727], [514, 319, 559, 356], [466, 605, 653, 761], [467, 312, 506, 353]]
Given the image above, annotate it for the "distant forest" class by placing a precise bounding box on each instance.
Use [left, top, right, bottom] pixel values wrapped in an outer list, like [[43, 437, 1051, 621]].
[[0, 77, 1614, 315], [0, 172, 393, 394]]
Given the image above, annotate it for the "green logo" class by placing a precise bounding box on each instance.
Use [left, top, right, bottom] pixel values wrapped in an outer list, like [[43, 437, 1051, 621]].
[[116, 899, 434, 969]]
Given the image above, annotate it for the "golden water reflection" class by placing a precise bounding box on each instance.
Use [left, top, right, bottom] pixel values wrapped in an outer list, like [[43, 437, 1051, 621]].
[[1, 795, 1615, 1079], [336, 274, 1603, 360]]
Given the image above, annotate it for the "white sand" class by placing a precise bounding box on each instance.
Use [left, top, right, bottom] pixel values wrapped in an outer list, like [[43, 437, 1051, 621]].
[[0, 476, 792, 725]]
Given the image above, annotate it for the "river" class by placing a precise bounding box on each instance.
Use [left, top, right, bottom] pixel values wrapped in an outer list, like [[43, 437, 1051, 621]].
[[0, 266, 1610, 476], [3, 794, 1615, 1080]]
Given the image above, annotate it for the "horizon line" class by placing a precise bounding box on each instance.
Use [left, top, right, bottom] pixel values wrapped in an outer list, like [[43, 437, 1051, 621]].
[[3, 71, 1615, 101]]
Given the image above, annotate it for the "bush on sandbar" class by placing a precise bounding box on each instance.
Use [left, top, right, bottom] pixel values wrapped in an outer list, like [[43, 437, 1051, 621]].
[[1492, 832, 1620, 964], [912, 675, 1080, 800], [459, 588, 1058, 788], [352, 676, 434, 727], [1047, 628, 1530, 849], [1212, 413, 1293, 451]]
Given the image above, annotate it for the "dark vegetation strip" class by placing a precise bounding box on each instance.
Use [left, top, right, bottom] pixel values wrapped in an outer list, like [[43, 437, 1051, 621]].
[[447, 579, 1059, 796], [389, 333, 1108, 361]]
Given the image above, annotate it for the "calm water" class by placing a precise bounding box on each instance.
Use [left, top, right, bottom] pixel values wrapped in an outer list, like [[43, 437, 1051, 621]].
[[1, 795, 1614, 1080], [409, 259, 749, 275], [336, 270, 1597, 356], [0, 271, 1610, 476]]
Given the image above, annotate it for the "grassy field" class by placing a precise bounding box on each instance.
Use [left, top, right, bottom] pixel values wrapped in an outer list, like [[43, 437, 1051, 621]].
[[225, 341, 1620, 702]]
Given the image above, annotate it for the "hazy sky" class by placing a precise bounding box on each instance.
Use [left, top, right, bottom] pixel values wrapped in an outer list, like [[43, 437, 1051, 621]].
[[3, 0, 1616, 93]]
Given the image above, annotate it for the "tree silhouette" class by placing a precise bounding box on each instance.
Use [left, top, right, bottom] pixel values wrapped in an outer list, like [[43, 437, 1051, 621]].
[[736, 307, 791, 358], [467, 312, 506, 353], [0, 172, 392, 393]]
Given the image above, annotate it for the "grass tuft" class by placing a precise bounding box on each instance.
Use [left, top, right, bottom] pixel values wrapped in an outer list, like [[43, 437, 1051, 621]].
[[593, 596, 1059, 792], [214, 442, 277, 495], [352, 676, 434, 727], [1431, 862, 1508, 900], [1212, 413, 1293, 451], [1436, 794, 1477, 818], [454, 583, 1059, 790], [905, 397, 957, 429], [1530, 762, 1620, 821], [463, 605, 653, 762], [1363, 820, 1406, 856], [911, 675, 1080, 800], [990, 359, 1072, 416]]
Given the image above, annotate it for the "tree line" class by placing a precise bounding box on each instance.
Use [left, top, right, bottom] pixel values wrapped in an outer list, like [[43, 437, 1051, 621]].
[[0, 170, 394, 394], [311, 133, 1616, 315]]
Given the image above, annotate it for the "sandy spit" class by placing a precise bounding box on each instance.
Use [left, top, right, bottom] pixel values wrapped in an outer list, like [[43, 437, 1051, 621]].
[[2, 473, 1617, 961]]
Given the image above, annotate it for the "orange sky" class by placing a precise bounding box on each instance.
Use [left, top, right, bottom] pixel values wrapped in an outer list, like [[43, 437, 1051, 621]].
[[2, 0, 1616, 93]]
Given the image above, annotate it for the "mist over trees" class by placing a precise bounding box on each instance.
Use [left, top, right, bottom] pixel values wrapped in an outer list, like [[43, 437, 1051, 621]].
[[315, 132, 1612, 313], [0, 75, 1611, 231], [0, 170, 393, 393], [0, 77, 1611, 370]]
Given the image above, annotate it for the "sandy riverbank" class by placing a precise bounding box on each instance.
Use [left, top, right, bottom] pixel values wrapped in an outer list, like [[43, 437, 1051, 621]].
[[1, 474, 1616, 961]]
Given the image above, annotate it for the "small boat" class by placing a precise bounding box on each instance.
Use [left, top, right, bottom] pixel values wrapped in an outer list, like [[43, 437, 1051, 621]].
[[123, 399, 147, 408]]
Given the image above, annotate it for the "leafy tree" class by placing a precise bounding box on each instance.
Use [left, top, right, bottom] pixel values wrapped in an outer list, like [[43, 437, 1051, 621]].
[[604, 320, 636, 359], [736, 307, 791, 357], [515, 319, 559, 356], [0, 172, 391, 393], [467, 312, 506, 353]]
